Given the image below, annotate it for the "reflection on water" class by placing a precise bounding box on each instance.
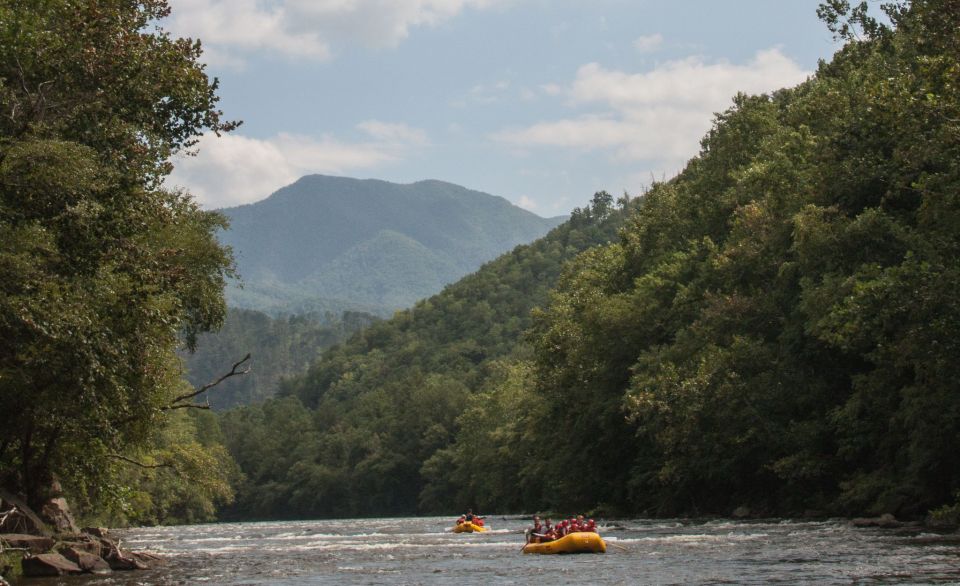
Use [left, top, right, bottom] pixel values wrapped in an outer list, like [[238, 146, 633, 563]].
[[13, 517, 960, 585]]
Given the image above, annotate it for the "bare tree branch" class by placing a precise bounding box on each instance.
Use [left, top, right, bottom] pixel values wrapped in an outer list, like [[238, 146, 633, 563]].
[[163, 403, 211, 411], [164, 353, 251, 411], [108, 453, 175, 470], [0, 506, 18, 528], [111, 354, 252, 428]]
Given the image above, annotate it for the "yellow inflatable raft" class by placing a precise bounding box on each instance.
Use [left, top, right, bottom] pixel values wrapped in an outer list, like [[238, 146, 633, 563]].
[[453, 522, 487, 533], [522, 531, 606, 554]]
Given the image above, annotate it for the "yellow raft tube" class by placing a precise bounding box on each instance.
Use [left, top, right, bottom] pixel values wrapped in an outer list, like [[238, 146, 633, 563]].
[[452, 522, 487, 533], [522, 531, 606, 554]]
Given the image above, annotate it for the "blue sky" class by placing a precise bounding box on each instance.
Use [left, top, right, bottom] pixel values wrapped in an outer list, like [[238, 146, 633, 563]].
[[165, 0, 843, 216]]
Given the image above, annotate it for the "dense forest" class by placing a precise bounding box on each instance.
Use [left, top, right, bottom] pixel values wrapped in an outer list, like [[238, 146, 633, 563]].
[[217, 0, 960, 522], [448, 0, 960, 519], [0, 0, 240, 526], [181, 309, 378, 409], [217, 192, 631, 519], [3, 0, 959, 531]]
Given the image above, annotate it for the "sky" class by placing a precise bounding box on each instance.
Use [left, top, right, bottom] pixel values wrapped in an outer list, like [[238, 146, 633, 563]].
[[164, 0, 844, 216]]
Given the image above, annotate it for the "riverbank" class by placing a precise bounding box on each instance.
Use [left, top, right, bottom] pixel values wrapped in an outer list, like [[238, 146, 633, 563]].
[[0, 492, 158, 581], [0, 527, 161, 580]]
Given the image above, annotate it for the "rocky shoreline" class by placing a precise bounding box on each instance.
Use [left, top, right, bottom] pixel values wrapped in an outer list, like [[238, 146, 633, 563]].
[[1, 528, 161, 578], [0, 491, 158, 582]]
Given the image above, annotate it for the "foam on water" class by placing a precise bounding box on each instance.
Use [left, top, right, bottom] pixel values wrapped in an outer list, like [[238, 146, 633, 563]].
[[92, 516, 960, 586]]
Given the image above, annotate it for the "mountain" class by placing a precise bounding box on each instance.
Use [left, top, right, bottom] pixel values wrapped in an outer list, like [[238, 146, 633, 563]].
[[217, 175, 565, 315], [215, 193, 631, 519]]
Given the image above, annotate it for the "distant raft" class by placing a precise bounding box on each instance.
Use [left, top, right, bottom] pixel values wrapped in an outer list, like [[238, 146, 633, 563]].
[[453, 522, 487, 533], [522, 531, 606, 554]]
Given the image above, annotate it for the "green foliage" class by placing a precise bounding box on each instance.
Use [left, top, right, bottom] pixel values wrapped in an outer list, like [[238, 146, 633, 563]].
[[0, 548, 24, 581], [181, 309, 377, 409], [421, 361, 546, 513], [216, 0, 960, 521], [474, 0, 960, 518], [220, 175, 565, 316], [217, 194, 632, 518], [0, 0, 238, 516], [86, 410, 238, 527]]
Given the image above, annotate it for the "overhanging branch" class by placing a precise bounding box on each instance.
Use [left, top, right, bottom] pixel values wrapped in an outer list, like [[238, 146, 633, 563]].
[[164, 353, 251, 411], [107, 453, 175, 470]]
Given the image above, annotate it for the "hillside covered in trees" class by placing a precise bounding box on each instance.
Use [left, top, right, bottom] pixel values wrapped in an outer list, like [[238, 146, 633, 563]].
[[180, 309, 378, 409], [3, 0, 959, 537], [217, 192, 632, 519], [218, 0, 960, 522], [219, 175, 565, 316], [435, 0, 960, 520]]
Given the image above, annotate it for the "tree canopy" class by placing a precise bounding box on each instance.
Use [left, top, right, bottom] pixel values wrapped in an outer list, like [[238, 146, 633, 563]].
[[0, 0, 238, 514], [215, 193, 632, 519], [443, 0, 960, 518], [218, 0, 960, 521]]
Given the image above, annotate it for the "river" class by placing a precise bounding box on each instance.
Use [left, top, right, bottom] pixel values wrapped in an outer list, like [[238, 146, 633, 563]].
[[13, 517, 960, 584]]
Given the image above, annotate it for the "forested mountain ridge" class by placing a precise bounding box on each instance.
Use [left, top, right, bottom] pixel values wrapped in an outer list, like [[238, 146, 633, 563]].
[[217, 192, 633, 519], [218, 175, 565, 316], [180, 309, 378, 410], [441, 0, 960, 519], [218, 0, 960, 523]]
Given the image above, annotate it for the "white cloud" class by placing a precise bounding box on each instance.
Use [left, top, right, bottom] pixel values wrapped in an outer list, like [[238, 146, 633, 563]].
[[167, 0, 331, 65], [492, 48, 810, 170], [540, 83, 563, 96], [465, 80, 513, 104], [357, 120, 430, 145], [570, 49, 805, 111], [167, 0, 508, 65], [633, 33, 663, 53], [167, 122, 429, 208], [516, 195, 537, 211]]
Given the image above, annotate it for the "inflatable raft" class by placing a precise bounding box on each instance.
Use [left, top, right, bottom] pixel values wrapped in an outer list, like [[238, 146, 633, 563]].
[[522, 531, 606, 554], [453, 522, 487, 533]]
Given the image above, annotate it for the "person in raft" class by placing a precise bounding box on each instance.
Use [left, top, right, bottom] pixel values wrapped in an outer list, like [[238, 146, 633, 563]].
[[543, 518, 556, 541], [458, 509, 486, 526], [528, 517, 556, 543], [525, 515, 543, 543], [569, 515, 598, 533], [531, 515, 596, 541]]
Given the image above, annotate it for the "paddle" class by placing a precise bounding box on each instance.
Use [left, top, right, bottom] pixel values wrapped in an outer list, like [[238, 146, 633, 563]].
[[521, 532, 549, 552]]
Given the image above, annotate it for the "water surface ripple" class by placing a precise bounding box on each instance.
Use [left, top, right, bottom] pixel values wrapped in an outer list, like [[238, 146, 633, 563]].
[[15, 517, 960, 584]]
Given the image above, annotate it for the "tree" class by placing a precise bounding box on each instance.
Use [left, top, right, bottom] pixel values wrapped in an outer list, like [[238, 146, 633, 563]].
[[0, 0, 238, 511]]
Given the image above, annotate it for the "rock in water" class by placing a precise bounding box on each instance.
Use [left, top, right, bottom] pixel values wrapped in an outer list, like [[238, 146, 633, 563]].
[[0, 534, 55, 553], [852, 513, 901, 528], [21, 553, 82, 577], [59, 547, 111, 574], [82, 526, 109, 538]]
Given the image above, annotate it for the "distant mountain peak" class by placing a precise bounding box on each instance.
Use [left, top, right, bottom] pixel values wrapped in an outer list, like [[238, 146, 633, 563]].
[[217, 175, 565, 316]]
